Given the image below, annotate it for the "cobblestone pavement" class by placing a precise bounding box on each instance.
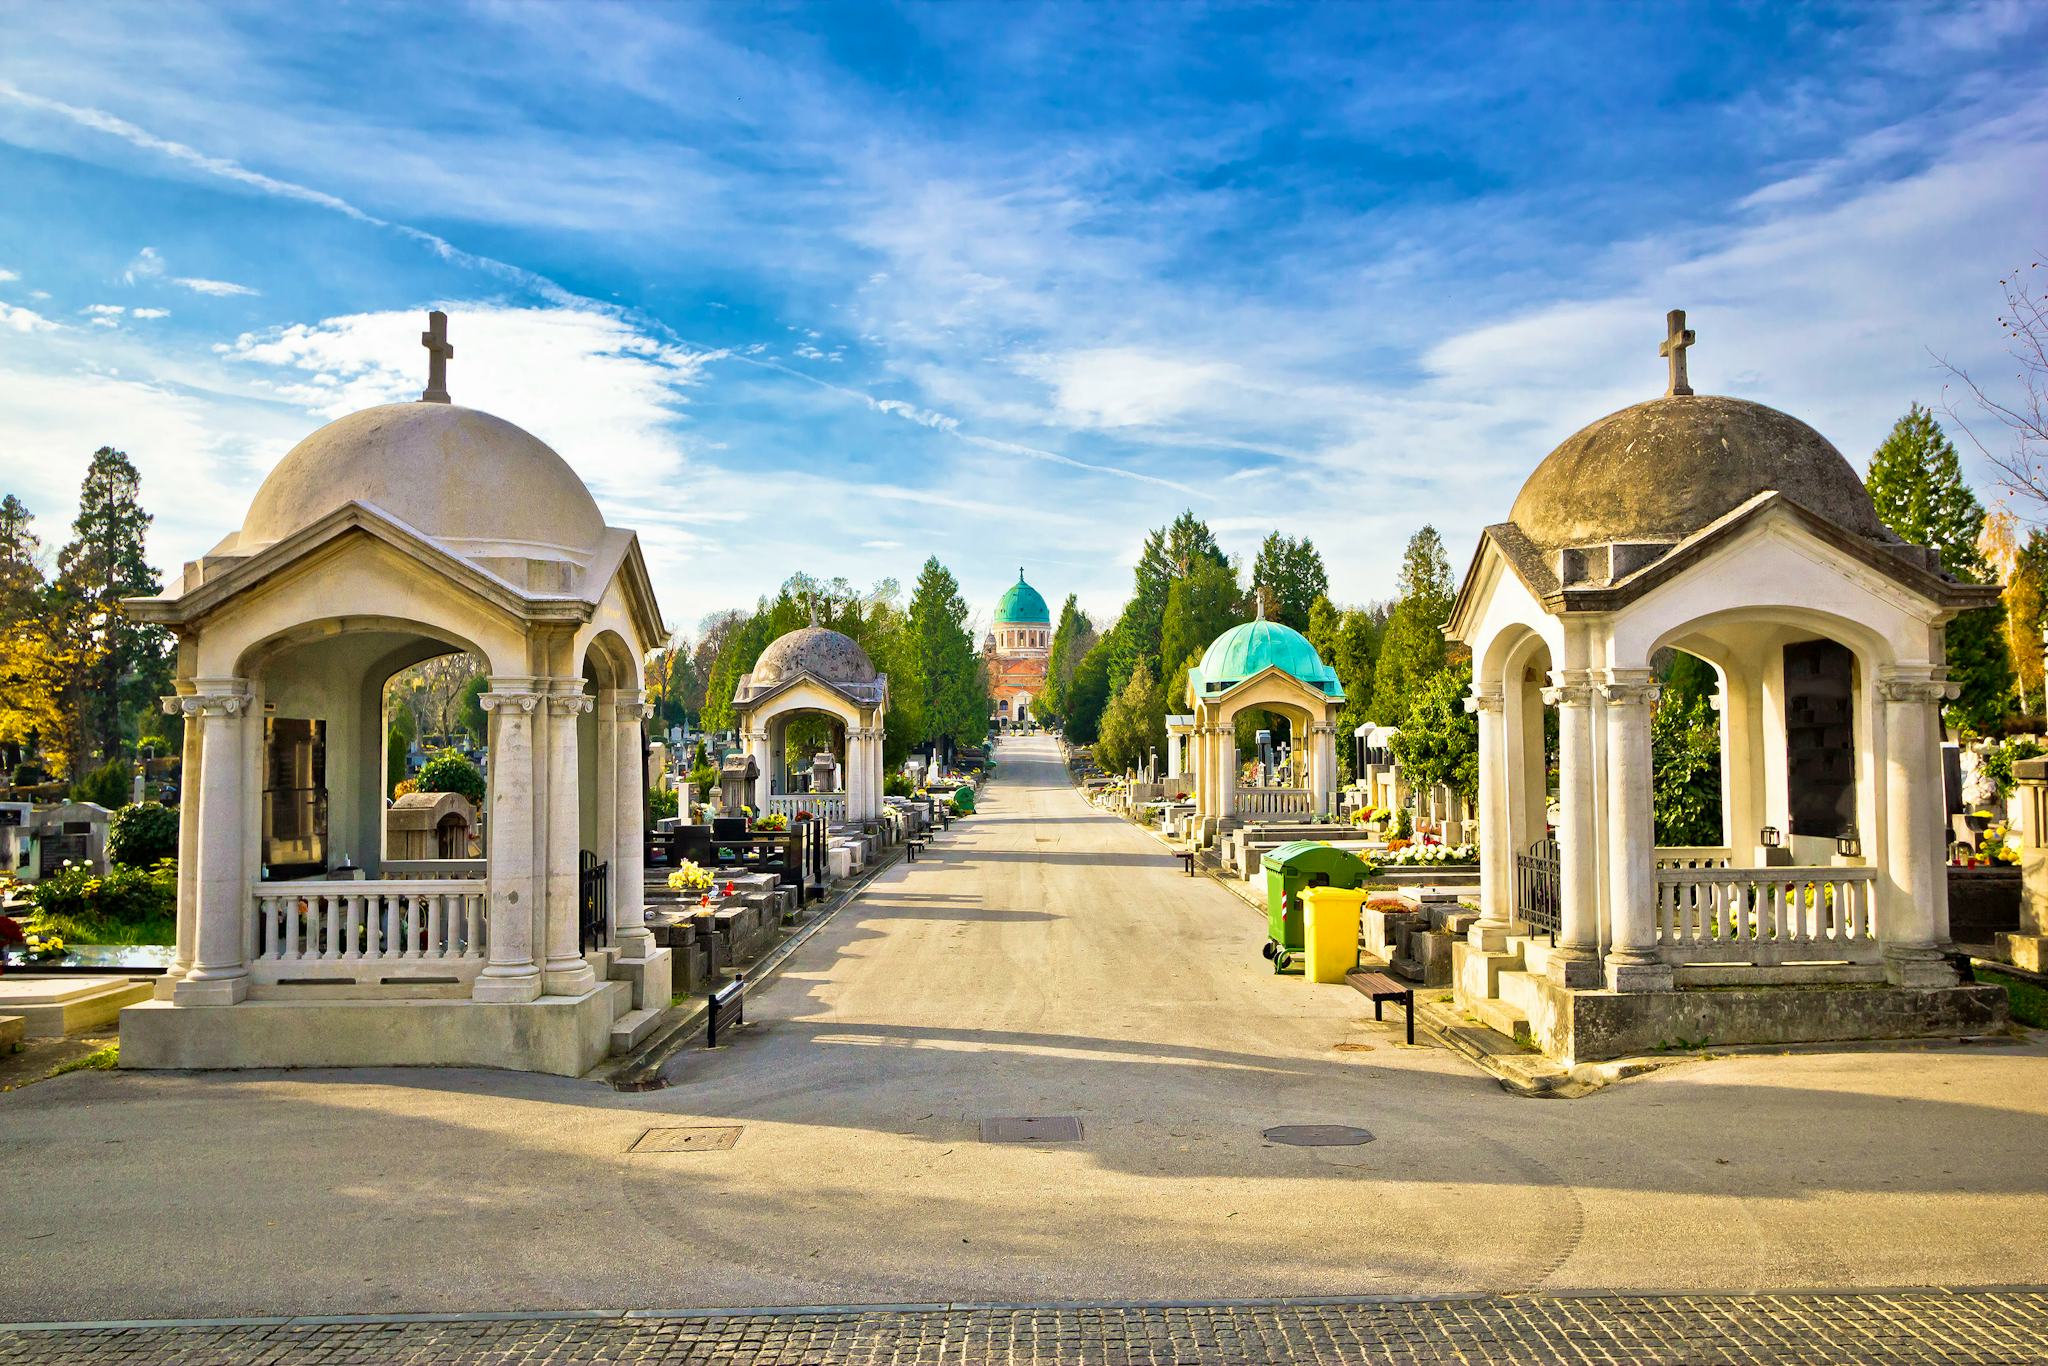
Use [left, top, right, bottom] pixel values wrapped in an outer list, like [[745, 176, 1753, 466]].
[[5, 1289, 2046, 1365]]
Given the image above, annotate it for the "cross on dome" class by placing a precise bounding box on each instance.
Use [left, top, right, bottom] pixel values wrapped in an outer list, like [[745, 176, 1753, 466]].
[[1659, 308, 1695, 398], [421, 309, 454, 404]]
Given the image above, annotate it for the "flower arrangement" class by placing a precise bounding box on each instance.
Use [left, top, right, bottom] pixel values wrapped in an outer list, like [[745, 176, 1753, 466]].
[[667, 860, 714, 893], [22, 931, 67, 961], [1383, 842, 1479, 867], [755, 812, 789, 832]]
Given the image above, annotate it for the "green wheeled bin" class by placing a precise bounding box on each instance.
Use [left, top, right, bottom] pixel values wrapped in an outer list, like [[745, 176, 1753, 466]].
[[1261, 841, 1369, 973]]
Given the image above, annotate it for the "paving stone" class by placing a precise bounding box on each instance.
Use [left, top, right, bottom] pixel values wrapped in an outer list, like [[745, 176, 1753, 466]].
[[3, 1289, 2046, 1365]]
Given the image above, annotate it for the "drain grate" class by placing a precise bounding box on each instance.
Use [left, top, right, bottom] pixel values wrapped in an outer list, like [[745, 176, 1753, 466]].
[[630, 1126, 743, 1153], [982, 1116, 1083, 1143], [1262, 1124, 1375, 1147]]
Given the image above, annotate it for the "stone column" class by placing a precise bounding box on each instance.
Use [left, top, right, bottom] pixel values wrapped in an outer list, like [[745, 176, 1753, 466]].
[[474, 682, 544, 1002], [543, 684, 598, 996], [156, 687, 201, 996], [744, 726, 773, 814], [609, 689, 657, 962], [1464, 686, 1510, 948], [1878, 671, 1961, 987], [1543, 672, 1603, 986], [1309, 721, 1338, 816], [1599, 672, 1670, 991], [173, 682, 253, 1006]]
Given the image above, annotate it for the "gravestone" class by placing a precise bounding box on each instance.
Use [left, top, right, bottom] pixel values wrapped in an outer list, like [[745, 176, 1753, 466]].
[[1784, 639, 1856, 839], [810, 751, 838, 793], [719, 753, 758, 814]]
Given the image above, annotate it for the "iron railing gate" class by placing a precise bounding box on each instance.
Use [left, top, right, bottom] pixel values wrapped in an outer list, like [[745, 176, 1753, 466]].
[[578, 849, 609, 952], [1515, 835, 1561, 943]]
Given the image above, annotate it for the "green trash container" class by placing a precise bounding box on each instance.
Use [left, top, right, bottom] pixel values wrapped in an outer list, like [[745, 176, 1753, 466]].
[[1260, 841, 1369, 973], [949, 786, 975, 815]]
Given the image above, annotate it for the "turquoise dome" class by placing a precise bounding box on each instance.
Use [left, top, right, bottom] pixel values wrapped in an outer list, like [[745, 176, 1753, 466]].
[[995, 569, 1049, 624], [1194, 611, 1343, 698]]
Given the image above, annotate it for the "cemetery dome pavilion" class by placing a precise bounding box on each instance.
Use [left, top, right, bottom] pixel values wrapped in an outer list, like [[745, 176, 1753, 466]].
[[986, 569, 1051, 731], [733, 624, 889, 823], [1183, 601, 1344, 831], [1443, 309, 2004, 1068], [749, 625, 879, 689], [117, 311, 671, 1079], [1193, 611, 1342, 698]]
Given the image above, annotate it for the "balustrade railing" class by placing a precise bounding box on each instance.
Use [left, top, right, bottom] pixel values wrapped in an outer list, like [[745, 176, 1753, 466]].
[[1654, 846, 1734, 870], [1653, 865, 1879, 964], [768, 792, 846, 823], [382, 858, 487, 881], [249, 880, 486, 983], [1234, 787, 1312, 817]]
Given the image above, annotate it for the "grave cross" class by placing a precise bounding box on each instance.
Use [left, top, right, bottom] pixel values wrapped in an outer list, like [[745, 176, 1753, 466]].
[[420, 309, 454, 404], [1659, 308, 1695, 397]]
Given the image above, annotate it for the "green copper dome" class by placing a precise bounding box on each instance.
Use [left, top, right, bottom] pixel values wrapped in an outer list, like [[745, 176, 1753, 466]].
[[995, 569, 1049, 624], [1192, 608, 1343, 698]]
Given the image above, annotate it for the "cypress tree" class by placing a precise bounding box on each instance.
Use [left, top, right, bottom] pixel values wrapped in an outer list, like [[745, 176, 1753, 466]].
[[55, 448, 169, 770]]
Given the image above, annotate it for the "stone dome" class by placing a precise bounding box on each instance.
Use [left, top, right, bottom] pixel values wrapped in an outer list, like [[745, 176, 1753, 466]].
[[995, 570, 1049, 625], [1196, 615, 1343, 697], [238, 402, 607, 557], [1507, 394, 1890, 552], [751, 626, 878, 688]]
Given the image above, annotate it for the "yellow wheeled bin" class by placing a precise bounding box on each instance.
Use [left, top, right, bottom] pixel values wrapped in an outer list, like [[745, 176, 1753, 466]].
[[1301, 886, 1370, 984]]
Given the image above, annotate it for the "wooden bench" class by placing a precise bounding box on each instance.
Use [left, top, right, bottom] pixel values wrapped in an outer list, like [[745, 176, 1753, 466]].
[[1175, 850, 1196, 876], [706, 973, 745, 1048], [1350, 970, 1416, 1046]]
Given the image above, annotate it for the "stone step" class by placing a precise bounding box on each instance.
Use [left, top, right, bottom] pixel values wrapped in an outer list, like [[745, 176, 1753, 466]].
[[1457, 946, 1525, 1000], [1508, 934, 1557, 978], [1469, 994, 1534, 1047], [1497, 967, 1545, 1021], [608, 1007, 663, 1056]]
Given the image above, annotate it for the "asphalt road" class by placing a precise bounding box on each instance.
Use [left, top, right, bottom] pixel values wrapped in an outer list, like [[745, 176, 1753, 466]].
[[5, 733, 2046, 1322]]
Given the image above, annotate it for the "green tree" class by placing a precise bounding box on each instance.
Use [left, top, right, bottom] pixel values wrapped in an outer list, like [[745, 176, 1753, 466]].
[[1387, 663, 1477, 804], [1039, 595, 1094, 725], [1308, 595, 1385, 777], [1064, 640, 1113, 744], [55, 448, 169, 770], [1110, 511, 1228, 694], [1160, 557, 1245, 702], [457, 674, 489, 746], [1652, 674, 1723, 847], [1096, 659, 1167, 774], [1249, 533, 1329, 632], [0, 492, 43, 624], [907, 557, 987, 755], [1867, 404, 2014, 732], [1371, 526, 1455, 723], [386, 707, 415, 798]]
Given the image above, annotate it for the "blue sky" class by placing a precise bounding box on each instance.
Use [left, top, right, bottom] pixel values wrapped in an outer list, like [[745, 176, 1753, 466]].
[[2, 1, 2045, 637]]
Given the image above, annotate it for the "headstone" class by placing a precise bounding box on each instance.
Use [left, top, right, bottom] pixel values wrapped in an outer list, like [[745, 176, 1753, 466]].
[[810, 750, 838, 793], [1784, 639, 1856, 839], [719, 753, 759, 814]]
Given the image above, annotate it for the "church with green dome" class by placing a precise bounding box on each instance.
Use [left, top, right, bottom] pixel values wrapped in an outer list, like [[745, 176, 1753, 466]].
[[985, 568, 1052, 730]]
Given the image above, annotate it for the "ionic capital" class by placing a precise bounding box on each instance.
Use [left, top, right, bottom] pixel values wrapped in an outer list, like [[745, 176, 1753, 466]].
[[1540, 683, 1595, 707], [181, 681, 250, 718], [479, 690, 543, 715], [1596, 681, 1662, 708], [1462, 689, 1504, 714], [548, 692, 595, 716], [1877, 673, 1959, 705]]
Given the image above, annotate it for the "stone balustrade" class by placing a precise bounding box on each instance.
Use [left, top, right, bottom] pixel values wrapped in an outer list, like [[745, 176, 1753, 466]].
[[248, 879, 487, 984], [767, 792, 846, 822], [1653, 845, 1735, 869], [1653, 864, 1879, 964], [1234, 787, 1313, 817]]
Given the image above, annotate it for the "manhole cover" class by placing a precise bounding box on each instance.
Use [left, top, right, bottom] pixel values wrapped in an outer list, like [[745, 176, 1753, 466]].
[[1331, 1042, 1374, 1053], [630, 1126, 743, 1153], [1262, 1124, 1375, 1147], [982, 1116, 1083, 1143]]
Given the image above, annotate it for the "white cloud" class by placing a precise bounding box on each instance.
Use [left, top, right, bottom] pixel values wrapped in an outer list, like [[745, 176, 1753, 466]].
[[861, 539, 903, 550], [84, 303, 124, 315], [0, 267, 17, 282], [224, 303, 723, 506], [1023, 347, 1241, 429], [123, 246, 164, 283], [130, 307, 169, 319], [0, 303, 55, 333], [172, 275, 257, 297]]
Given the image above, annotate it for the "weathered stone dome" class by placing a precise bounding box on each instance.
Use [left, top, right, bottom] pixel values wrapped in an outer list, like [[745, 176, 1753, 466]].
[[1508, 395, 1889, 551], [239, 402, 606, 558], [751, 626, 878, 688]]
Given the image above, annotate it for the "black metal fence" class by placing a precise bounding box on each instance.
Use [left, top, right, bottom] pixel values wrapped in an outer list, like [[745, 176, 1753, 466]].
[[1515, 835, 1561, 942], [578, 849, 609, 952]]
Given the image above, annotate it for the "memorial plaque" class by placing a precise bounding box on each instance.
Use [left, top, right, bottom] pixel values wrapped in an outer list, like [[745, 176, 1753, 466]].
[[1784, 639, 1855, 838]]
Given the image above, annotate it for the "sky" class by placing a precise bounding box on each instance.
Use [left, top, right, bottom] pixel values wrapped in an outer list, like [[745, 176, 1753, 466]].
[[1, 1, 2045, 639]]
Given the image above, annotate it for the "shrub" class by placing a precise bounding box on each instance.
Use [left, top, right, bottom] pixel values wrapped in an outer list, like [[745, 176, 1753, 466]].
[[689, 764, 717, 801], [107, 801, 179, 866], [415, 752, 485, 806], [70, 758, 132, 809], [12, 762, 43, 787], [884, 772, 913, 798], [648, 787, 680, 821], [25, 858, 177, 944]]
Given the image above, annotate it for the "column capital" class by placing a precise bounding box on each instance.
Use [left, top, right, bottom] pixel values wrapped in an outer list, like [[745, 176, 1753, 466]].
[[1596, 680, 1662, 708], [547, 690, 595, 716], [1462, 688, 1505, 714], [1876, 670, 1958, 705], [479, 689, 544, 714], [180, 681, 251, 718]]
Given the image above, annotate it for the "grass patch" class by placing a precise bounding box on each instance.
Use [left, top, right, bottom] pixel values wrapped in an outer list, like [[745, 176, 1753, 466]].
[[1978, 969, 2048, 1029], [48, 1042, 119, 1076], [22, 911, 175, 946]]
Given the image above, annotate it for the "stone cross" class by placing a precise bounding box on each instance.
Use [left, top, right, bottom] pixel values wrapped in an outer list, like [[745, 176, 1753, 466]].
[[421, 309, 453, 404], [1659, 308, 1695, 397]]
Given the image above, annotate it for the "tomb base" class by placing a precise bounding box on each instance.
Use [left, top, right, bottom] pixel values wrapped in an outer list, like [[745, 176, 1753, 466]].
[[1518, 978, 2008, 1067], [118, 980, 632, 1077], [1996, 933, 2048, 974], [0, 975, 156, 1037]]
